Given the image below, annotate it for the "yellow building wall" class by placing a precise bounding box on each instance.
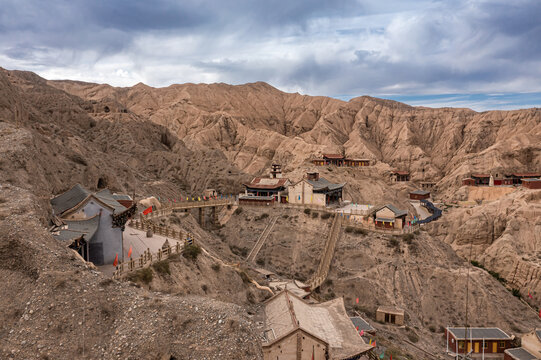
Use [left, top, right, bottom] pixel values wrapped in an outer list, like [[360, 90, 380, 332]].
[[263, 332, 298, 360], [300, 332, 327, 360], [288, 181, 314, 205], [375, 207, 395, 219], [312, 193, 326, 206]]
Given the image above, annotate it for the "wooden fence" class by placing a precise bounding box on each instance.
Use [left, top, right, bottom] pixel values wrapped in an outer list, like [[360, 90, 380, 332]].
[[131, 218, 194, 242], [112, 242, 185, 279]]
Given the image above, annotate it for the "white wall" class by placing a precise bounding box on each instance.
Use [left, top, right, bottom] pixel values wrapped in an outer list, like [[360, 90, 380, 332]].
[[78, 200, 122, 265]]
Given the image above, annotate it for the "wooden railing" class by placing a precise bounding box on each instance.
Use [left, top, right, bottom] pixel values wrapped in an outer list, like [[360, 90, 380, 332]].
[[131, 218, 193, 241], [112, 242, 185, 279], [246, 215, 279, 263], [308, 214, 343, 289]]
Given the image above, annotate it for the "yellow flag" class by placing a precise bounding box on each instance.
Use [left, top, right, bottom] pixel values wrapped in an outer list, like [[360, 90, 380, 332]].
[[198, 197, 201, 201]]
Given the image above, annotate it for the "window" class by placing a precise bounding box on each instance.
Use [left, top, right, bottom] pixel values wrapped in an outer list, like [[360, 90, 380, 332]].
[[458, 341, 464, 349], [499, 341, 505, 348], [483, 342, 488, 349]]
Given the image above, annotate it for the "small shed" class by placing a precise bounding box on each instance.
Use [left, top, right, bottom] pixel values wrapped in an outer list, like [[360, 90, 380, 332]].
[[504, 347, 538, 360], [376, 306, 405, 325], [409, 189, 430, 200], [522, 178, 541, 189]]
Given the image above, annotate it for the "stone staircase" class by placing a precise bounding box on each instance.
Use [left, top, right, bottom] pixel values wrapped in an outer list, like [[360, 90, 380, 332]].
[[246, 215, 279, 263], [308, 214, 343, 289]]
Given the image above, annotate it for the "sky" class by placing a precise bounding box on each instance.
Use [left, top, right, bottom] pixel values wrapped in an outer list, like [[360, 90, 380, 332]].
[[1, 0, 540, 111]]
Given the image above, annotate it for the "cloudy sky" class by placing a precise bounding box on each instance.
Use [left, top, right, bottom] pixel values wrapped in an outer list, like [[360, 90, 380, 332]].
[[1, 0, 540, 110]]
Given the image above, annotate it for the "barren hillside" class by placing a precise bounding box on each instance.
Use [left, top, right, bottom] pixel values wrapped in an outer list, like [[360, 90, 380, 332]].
[[1, 67, 541, 359], [50, 78, 541, 200]]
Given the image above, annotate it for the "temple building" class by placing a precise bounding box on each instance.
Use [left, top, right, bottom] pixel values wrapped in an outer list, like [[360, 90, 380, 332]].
[[288, 172, 345, 207], [311, 154, 372, 167], [391, 171, 410, 182], [371, 204, 408, 229], [262, 290, 373, 360], [506, 172, 541, 185], [50, 184, 136, 265]]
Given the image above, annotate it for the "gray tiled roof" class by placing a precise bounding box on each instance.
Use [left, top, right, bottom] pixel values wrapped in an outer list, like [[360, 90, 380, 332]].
[[504, 347, 538, 360], [375, 204, 408, 217], [95, 189, 130, 213], [306, 177, 345, 191], [112, 193, 132, 201], [51, 184, 90, 215], [350, 317, 375, 333], [53, 215, 100, 242], [447, 327, 510, 340]]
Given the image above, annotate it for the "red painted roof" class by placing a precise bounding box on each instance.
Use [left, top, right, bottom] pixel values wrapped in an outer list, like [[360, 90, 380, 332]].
[[244, 177, 289, 189], [323, 154, 344, 159]]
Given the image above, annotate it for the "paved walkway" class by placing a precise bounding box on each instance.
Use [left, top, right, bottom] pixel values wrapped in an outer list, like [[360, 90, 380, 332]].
[[411, 201, 431, 220], [97, 227, 179, 276]]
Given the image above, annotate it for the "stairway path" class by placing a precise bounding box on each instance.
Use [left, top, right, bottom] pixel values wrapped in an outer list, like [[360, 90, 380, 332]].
[[246, 215, 279, 263]]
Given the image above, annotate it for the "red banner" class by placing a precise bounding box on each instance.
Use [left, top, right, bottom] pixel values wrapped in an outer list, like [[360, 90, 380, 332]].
[[142, 206, 153, 215]]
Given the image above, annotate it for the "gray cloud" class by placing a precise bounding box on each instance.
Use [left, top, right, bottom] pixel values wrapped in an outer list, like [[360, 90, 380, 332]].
[[0, 0, 540, 109]]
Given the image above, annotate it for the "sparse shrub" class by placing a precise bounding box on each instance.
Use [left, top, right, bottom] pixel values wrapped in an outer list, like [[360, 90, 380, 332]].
[[345, 226, 354, 233], [413, 230, 420, 235], [429, 325, 436, 333], [183, 244, 202, 261], [323, 279, 333, 286], [512, 288, 521, 298], [354, 228, 367, 235], [311, 212, 319, 218], [256, 258, 265, 266], [470, 260, 484, 269], [388, 238, 400, 248], [402, 233, 414, 243], [321, 213, 331, 219], [229, 245, 248, 257], [201, 284, 208, 293], [234, 207, 243, 215], [127, 267, 153, 284], [211, 263, 221, 272], [488, 270, 506, 284], [282, 214, 289, 219], [152, 260, 171, 275], [255, 213, 269, 221], [304, 208, 311, 215]]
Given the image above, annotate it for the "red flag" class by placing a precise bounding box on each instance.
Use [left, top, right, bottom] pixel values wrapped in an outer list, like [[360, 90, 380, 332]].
[[356, 297, 359, 304], [113, 253, 118, 267], [373, 340, 376, 347], [528, 289, 533, 299], [539, 308, 541, 318], [356, 326, 359, 331], [127, 246, 132, 258], [360, 330, 364, 336], [142, 206, 153, 215], [390, 356, 392, 360]]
